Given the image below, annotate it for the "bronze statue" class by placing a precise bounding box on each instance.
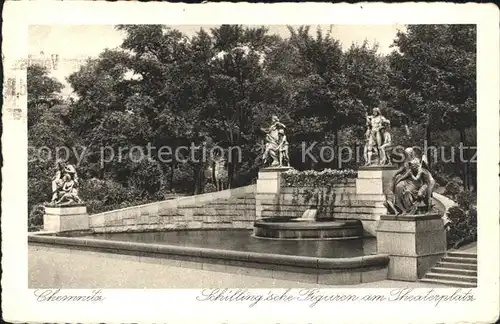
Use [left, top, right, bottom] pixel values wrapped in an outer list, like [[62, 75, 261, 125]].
[[262, 115, 288, 167], [364, 108, 390, 166], [50, 162, 82, 205], [51, 159, 67, 202], [277, 128, 290, 167], [379, 119, 392, 165], [384, 147, 435, 215]]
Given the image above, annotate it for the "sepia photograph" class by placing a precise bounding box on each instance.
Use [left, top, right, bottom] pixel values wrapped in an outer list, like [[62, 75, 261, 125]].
[[2, 2, 498, 324], [26, 23, 477, 289]]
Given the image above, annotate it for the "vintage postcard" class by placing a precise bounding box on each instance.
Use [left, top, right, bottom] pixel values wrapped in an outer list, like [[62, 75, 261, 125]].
[[2, 1, 499, 323]]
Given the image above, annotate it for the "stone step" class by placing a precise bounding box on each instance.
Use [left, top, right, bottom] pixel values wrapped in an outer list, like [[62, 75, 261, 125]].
[[198, 216, 256, 222], [432, 267, 478, 277], [329, 200, 386, 207], [436, 261, 477, 271], [221, 197, 254, 202], [259, 205, 384, 215], [261, 211, 303, 217], [262, 203, 384, 209], [419, 278, 477, 288], [260, 210, 379, 219], [209, 199, 256, 204], [442, 256, 477, 265], [424, 272, 477, 283], [193, 209, 255, 216], [183, 205, 255, 212], [180, 204, 254, 210], [447, 251, 477, 259]]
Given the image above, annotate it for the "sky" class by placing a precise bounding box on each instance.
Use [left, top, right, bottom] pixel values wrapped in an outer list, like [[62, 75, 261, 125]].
[[28, 25, 406, 97]]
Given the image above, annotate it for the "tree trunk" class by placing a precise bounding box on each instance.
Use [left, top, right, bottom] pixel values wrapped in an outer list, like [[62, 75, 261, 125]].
[[425, 124, 432, 169], [459, 128, 469, 191], [335, 129, 340, 169], [228, 148, 237, 188], [168, 162, 175, 191], [193, 164, 204, 195]]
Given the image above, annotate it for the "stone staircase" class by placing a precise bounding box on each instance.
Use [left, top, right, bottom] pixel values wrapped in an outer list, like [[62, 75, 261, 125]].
[[420, 251, 477, 288], [176, 193, 256, 229]]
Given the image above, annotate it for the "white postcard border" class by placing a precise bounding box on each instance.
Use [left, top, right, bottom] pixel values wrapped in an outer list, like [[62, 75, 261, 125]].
[[2, 2, 499, 323]]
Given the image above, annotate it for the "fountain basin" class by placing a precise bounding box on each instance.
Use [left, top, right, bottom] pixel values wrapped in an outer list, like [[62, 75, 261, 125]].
[[253, 218, 364, 240], [28, 230, 389, 286]]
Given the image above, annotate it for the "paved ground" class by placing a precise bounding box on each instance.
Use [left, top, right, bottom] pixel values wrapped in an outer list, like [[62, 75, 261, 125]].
[[29, 246, 448, 289]]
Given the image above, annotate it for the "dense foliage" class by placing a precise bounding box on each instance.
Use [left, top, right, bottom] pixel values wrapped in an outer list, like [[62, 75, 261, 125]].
[[445, 205, 477, 249], [443, 180, 478, 249], [281, 169, 357, 187], [28, 25, 477, 234]]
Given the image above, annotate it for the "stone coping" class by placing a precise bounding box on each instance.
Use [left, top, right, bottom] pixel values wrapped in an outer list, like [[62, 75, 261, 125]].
[[28, 233, 389, 270], [44, 203, 86, 208], [280, 181, 356, 188], [358, 165, 398, 171], [259, 166, 294, 172], [30, 228, 248, 236], [90, 184, 256, 217], [380, 213, 441, 221], [254, 219, 362, 230]]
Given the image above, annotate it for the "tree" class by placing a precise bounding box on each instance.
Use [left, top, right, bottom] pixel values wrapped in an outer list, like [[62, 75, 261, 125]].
[[388, 25, 476, 188], [27, 64, 68, 217], [340, 41, 391, 162], [199, 25, 283, 185], [27, 64, 64, 128], [67, 49, 153, 181]]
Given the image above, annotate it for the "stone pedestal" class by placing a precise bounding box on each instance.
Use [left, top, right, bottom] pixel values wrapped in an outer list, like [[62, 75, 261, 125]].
[[348, 165, 398, 235], [356, 165, 398, 198], [44, 205, 89, 232], [255, 167, 292, 219], [376, 213, 446, 281]]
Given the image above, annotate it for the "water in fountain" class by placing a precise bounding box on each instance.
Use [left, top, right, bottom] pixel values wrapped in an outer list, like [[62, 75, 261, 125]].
[[297, 208, 317, 221]]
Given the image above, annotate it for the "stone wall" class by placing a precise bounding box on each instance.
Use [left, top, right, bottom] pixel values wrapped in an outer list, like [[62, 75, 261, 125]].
[[258, 178, 387, 236], [28, 240, 389, 287], [432, 192, 457, 220], [89, 185, 256, 233], [259, 180, 357, 218]]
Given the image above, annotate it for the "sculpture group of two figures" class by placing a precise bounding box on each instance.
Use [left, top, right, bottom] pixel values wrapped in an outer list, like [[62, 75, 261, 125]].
[[364, 108, 392, 166], [48, 160, 83, 206], [261, 115, 290, 168], [261, 109, 435, 216], [364, 108, 435, 215]]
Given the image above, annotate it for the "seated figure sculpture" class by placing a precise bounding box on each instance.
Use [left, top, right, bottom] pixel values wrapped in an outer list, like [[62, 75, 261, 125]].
[[384, 147, 435, 215], [50, 163, 83, 205]]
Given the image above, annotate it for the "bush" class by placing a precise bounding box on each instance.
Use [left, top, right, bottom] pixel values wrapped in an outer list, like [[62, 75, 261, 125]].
[[172, 168, 194, 193], [281, 169, 357, 187], [28, 204, 45, 232], [79, 178, 148, 214], [446, 206, 477, 249], [79, 178, 129, 204], [456, 190, 475, 210], [203, 183, 217, 193], [444, 178, 462, 198], [126, 159, 164, 196]]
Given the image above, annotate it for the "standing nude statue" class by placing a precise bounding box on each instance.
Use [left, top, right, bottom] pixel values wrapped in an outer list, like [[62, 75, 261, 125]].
[[364, 108, 390, 166]]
